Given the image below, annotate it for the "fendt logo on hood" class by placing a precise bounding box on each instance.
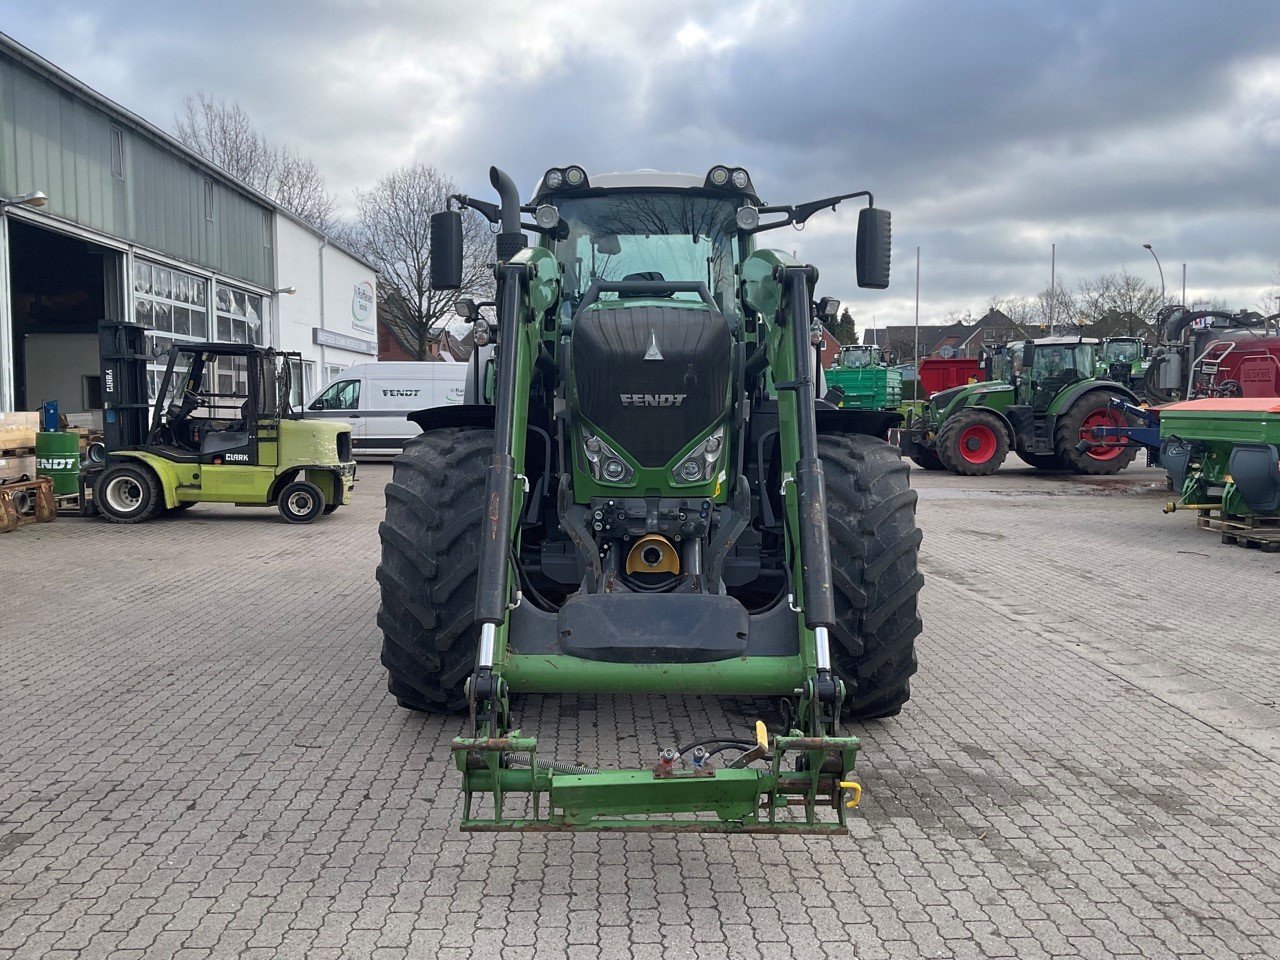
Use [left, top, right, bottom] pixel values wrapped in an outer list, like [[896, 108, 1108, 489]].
[[620, 393, 687, 407]]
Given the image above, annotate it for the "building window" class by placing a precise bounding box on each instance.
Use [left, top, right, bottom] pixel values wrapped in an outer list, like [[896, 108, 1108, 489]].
[[214, 284, 265, 346], [204, 179, 214, 221], [324, 364, 346, 384], [287, 357, 314, 408], [110, 126, 125, 180], [133, 258, 213, 396]]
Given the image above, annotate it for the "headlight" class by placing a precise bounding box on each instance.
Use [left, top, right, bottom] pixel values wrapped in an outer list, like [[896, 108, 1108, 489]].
[[582, 428, 633, 484], [564, 165, 586, 186], [708, 165, 730, 186], [671, 427, 725, 485], [731, 168, 749, 189], [544, 168, 564, 190], [735, 205, 760, 231]]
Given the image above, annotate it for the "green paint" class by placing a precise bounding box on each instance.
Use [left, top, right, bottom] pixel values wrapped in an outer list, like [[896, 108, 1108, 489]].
[[500, 653, 806, 694]]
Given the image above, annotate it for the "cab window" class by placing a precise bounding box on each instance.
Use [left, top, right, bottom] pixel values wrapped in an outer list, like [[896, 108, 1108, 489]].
[[311, 379, 360, 411]]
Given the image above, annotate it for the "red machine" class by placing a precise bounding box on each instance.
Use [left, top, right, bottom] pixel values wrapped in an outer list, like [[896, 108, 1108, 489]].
[[916, 357, 984, 398], [1195, 337, 1280, 398]]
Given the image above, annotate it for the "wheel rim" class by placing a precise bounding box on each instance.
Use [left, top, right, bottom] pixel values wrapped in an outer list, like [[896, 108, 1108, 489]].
[[104, 476, 144, 514], [1079, 410, 1124, 460], [287, 490, 314, 516], [957, 424, 998, 464]]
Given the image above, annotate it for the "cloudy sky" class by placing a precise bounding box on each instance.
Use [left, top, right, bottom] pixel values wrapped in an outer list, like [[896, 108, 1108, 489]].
[[6, 0, 1280, 326]]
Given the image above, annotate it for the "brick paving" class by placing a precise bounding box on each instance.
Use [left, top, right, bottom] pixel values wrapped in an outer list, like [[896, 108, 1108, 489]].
[[1, 460, 1278, 959]]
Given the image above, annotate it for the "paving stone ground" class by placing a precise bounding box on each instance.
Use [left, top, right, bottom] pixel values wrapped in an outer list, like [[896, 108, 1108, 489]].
[[1, 459, 1278, 959]]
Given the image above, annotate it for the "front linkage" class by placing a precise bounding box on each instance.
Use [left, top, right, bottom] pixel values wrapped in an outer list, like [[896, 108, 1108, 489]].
[[454, 253, 861, 833]]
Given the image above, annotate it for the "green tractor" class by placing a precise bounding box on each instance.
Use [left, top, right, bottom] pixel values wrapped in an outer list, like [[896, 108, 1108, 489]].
[[825, 342, 903, 412], [377, 164, 922, 833], [89, 319, 356, 523], [1095, 336, 1149, 389], [894, 337, 1140, 475]]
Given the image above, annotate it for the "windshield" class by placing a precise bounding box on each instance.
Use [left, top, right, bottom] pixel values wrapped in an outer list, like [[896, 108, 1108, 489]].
[[1104, 340, 1140, 363], [1032, 344, 1095, 379], [553, 192, 739, 311], [840, 346, 877, 368]]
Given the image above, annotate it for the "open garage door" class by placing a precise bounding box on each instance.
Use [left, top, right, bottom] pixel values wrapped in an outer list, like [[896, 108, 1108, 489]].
[[4, 219, 124, 424]]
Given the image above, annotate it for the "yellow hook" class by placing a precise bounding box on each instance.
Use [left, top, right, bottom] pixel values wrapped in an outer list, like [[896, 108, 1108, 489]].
[[839, 781, 863, 809]]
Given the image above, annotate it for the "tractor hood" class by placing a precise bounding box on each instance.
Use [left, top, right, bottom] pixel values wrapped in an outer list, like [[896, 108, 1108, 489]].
[[570, 301, 732, 468]]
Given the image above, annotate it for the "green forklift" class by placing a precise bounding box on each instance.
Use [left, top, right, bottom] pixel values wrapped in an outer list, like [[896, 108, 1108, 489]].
[[894, 337, 1141, 475], [88, 319, 356, 524]]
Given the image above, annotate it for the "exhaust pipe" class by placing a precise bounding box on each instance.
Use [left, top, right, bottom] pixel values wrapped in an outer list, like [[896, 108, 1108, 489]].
[[490, 166, 526, 262]]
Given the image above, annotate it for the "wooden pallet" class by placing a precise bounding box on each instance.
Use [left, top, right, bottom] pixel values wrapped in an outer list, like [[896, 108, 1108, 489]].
[[1196, 512, 1280, 552], [0, 476, 56, 533]]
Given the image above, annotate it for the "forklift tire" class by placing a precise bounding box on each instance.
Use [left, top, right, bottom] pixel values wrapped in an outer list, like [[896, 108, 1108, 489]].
[[1054, 394, 1139, 475], [909, 448, 947, 471], [170, 501, 196, 512], [95, 463, 163, 524], [820, 434, 923, 721], [936, 409, 1009, 476], [377, 428, 490, 714], [323, 503, 341, 515], [278, 480, 326, 523]]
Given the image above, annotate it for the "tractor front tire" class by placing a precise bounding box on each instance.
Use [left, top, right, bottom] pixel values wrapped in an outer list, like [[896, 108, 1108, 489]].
[[936, 409, 1010, 476], [821, 434, 924, 721], [1018, 452, 1067, 471], [1054, 395, 1138, 475], [377, 428, 490, 714], [95, 462, 163, 524], [909, 447, 948, 471]]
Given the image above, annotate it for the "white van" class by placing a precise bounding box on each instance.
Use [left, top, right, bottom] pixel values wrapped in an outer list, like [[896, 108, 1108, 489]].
[[306, 361, 467, 457]]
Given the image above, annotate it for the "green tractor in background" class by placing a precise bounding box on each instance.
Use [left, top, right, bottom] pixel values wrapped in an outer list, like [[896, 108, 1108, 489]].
[[1095, 336, 1149, 391], [825, 342, 903, 413], [377, 164, 922, 833], [894, 337, 1140, 475]]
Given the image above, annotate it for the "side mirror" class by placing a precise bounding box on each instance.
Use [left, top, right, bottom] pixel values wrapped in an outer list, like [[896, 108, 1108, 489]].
[[454, 297, 479, 320], [429, 210, 464, 290], [593, 234, 622, 256], [1022, 340, 1035, 371], [855, 207, 891, 289]]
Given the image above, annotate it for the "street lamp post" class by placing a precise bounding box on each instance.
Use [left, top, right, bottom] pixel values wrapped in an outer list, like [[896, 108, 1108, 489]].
[[0, 191, 48, 209], [1142, 243, 1165, 310]]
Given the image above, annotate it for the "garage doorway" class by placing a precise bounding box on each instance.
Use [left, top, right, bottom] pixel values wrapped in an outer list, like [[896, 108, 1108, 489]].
[[6, 219, 124, 424]]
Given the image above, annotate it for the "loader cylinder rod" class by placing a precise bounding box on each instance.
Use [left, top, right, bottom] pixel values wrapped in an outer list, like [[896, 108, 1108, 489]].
[[786, 268, 837, 633], [474, 264, 525, 628]]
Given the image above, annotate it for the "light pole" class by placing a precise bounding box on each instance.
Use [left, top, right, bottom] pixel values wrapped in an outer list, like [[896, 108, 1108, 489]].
[[1181, 262, 1186, 306], [913, 246, 921, 371], [1142, 243, 1165, 310], [1049, 243, 1056, 336]]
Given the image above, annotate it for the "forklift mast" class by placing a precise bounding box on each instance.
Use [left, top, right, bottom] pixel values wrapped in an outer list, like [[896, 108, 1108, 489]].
[[98, 319, 152, 452]]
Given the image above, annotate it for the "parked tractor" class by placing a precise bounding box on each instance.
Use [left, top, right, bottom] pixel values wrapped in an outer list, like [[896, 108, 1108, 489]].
[[825, 343, 903, 412], [1096, 336, 1148, 389], [89, 320, 355, 523], [893, 337, 1140, 474], [376, 165, 922, 833]]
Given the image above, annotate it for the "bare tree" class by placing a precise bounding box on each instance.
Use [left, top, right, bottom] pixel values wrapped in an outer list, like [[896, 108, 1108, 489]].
[[174, 92, 338, 230], [346, 163, 494, 361]]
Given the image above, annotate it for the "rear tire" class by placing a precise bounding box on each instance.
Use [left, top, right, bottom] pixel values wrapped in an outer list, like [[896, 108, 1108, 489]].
[[95, 462, 163, 524], [377, 428, 490, 713], [936, 409, 1009, 476], [909, 448, 948, 471], [1054, 394, 1138, 475], [820, 434, 923, 721]]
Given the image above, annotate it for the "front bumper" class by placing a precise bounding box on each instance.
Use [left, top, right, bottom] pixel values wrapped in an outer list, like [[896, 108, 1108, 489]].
[[338, 461, 358, 504]]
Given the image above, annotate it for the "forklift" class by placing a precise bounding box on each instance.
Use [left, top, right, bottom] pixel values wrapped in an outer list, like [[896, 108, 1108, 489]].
[[86, 319, 356, 524]]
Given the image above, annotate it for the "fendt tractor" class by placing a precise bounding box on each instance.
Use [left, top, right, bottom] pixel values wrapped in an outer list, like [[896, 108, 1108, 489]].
[[376, 165, 923, 833], [894, 337, 1140, 475], [1096, 336, 1148, 390]]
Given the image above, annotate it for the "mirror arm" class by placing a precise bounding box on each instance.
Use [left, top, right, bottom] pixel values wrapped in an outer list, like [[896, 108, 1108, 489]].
[[746, 190, 875, 235], [451, 193, 501, 225]]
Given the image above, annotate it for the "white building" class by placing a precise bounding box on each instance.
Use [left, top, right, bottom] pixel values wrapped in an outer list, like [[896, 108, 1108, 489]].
[[0, 32, 376, 419]]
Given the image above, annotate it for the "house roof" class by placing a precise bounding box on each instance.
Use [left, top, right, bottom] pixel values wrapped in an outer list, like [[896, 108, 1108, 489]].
[[0, 31, 375, 271]]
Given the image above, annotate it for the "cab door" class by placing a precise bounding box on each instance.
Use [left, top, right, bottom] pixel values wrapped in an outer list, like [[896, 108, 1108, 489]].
[[198, 352, 268, 502]]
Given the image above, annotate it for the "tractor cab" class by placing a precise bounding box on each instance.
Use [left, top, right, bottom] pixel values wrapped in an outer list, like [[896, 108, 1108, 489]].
[[836, 344, 882, 369], [1020, 338, 1098, 411]]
